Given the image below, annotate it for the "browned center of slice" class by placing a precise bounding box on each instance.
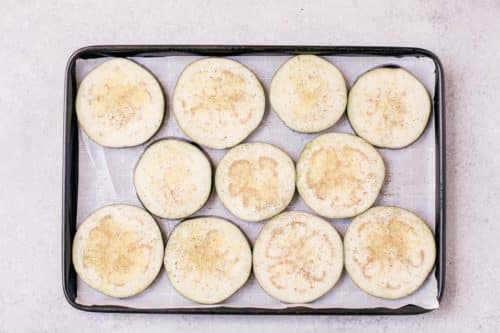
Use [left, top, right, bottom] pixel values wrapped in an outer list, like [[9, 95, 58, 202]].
[[353, 218, 425, 283], [306, 146, 370, 208], [83, 215, 152, 287], [264, 220, 335, 292], [228, 156, 280, 211], [89, 71, 152, 129], [187, 69, 251, 125], [182, 229, 239, 282]]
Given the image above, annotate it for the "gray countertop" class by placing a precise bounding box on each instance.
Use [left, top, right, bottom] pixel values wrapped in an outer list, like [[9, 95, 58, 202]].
[[1, 0, 499, 332]]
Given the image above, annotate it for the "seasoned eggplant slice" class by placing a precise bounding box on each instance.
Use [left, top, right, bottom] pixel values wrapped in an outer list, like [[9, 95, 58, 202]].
[[270, 55, 347, 133], [215, 142, 295, 222], [164, 217, 252, 304], [173, 58, 265, 149], [344, 206, 436, 299], [76, 58, 165, 147], [134, 139, 212, 219], [253, 211, 343, 303], [296, 132, 385, 218], [347, 67, 431, 148], [72, 204, 164, 298]]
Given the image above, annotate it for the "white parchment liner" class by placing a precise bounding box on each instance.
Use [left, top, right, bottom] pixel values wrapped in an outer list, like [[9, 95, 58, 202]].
[[75, 53, 439, 309]]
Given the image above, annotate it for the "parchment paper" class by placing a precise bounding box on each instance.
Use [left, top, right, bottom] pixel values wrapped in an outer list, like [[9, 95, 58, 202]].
[[75, 53, 439, 309]]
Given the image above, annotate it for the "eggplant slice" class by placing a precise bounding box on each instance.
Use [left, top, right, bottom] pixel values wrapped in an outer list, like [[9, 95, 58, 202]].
[[347, 67, 431, 148], [296, 132, 385, 218], [173, 58, 265, 149], [344, 206, 436, 299], [215, 142, 296, 222], [164, 217, 252, 304], [76, 58, 165, 148], [253, 211, 343, 303], [134, 139, 212, 219], [270, 55, 347, 133], [72, 204, 164, 298]]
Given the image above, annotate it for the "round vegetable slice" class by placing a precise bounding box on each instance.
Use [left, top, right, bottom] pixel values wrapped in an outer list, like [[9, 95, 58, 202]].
[[173, 58, 265, 149], [134, 139, 212, 219], [76, 58, 165, 148], [253, 211, 343, 303], [215, 142, 295, 222], [296, 132, 385, 218], [270, 55, 347, 133], [72, 204, 164, 298], [347, 66, 431, 148], [164, 217, 252, 304], [344, 206, 436, 299]]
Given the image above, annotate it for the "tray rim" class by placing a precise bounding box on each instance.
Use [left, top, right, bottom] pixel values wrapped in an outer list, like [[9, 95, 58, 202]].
[[62, 44, 446, 315]]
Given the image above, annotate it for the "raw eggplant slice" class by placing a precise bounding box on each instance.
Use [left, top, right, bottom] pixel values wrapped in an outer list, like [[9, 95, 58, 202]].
[[344, 206, 436, 299], [270, 55, 347, 133], [215, 142, 295, 222], [253, 211, 343, 303], [296, 132, 385, 218], [134, 139, 212, 219], [76, 58, 165, 148], [164, 217, 252, 304], [173, 58, 265, 149], [347, 66, 431, 148], [72, 204, 164, 298]]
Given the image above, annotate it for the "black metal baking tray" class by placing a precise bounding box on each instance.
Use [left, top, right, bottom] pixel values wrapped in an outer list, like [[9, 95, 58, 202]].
[[62, 45, 445, 315]]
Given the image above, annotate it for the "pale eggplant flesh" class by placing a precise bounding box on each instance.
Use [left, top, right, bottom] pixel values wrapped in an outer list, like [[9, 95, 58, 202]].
[[253, 211, 344, 303], [215, 142, 296, 222], [347, 66, 431, 149], [76, 58, 165, 148], [344, 206, 436, 299], [270, 55, 347, 133], [296, 132, 385, 218], [134, 138, 212, 219], [163, 216, 252, 304], [173, 58, 265, 149], [72, 204, 164, 298]]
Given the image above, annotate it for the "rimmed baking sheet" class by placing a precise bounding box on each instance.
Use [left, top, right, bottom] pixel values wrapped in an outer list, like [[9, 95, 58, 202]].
[[72, 52, 439, 310]]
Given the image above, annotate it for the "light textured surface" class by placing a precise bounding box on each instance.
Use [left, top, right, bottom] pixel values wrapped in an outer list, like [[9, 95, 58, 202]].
[[0, 0, 499, 332]]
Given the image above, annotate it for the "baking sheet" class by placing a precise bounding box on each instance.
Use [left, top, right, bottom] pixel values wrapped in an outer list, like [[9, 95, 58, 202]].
[[74, 53, 439, 310]]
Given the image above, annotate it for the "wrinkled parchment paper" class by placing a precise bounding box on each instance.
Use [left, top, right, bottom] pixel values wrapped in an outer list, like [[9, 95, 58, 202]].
[[75, 53, 439, 309]]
